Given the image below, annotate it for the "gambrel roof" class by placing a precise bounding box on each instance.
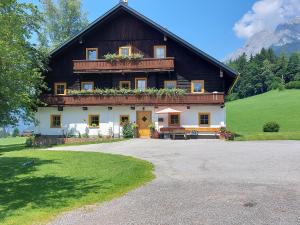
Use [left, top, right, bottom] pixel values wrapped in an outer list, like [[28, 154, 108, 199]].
[[50, 2, 237, 78]]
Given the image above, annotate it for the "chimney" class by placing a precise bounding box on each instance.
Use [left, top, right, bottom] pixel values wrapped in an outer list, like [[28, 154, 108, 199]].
[[120, 0, 128, 5]]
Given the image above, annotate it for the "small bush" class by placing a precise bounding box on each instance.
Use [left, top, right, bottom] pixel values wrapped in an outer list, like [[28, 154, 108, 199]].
[[12, 127, 20, 137], [82, 133, 89, 138], [25, 137, 34, 147], [122, 123, 135, 138], [263, 122, 280, 132], [285, 81, 300, 89]]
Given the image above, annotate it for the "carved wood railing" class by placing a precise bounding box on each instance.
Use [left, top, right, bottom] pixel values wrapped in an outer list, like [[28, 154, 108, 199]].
[[73, 58, 175, 73], [42, 93, 224, 106]]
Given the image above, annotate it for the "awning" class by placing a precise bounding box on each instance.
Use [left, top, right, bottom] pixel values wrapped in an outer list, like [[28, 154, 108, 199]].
[[155, 108, 182, 114]]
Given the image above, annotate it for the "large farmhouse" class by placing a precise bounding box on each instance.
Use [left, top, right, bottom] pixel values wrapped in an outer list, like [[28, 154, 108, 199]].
[[35, 1, 238, 138]]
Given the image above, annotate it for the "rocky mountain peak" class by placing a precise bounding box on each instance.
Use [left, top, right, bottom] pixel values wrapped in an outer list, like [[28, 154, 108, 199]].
[[226, 16, 300, 61]]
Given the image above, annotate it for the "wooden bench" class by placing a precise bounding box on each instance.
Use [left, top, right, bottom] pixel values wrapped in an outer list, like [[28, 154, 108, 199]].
[[160, 127, 220, 139]]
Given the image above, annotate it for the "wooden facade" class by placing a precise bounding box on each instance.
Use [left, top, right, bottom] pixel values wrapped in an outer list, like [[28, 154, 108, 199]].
[[43, 3, 237, 105]]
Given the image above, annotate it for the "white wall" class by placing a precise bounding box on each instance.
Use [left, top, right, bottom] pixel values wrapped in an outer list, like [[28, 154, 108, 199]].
[[35, 105, 225, 136], [155, 105, 225, 130]]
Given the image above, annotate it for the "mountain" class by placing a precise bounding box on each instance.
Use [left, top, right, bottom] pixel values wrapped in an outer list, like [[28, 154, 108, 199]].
[[226, 16, 300, 61]]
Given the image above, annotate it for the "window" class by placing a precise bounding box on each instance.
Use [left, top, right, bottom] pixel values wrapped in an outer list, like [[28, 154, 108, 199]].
[[120, 115, 130, 126], [119, 46, 132, 56], [54, 83, 67, 95], [81, 82, 94, 91], [135, 78, 147, 90], [86, 48, 98, 60], [120, 81, 131, 89], [50, 115, 61, 128], [168, 113, 180, 126], [164, 80, 177, 89], [154, 45, 166, 58], [88, 115, 100, 128], [199, 113, 210, 126], [191, 80, 204, 93]]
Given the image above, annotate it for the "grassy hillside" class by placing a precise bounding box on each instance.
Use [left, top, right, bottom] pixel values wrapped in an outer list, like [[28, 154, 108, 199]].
[[226, 90, 300, 140]]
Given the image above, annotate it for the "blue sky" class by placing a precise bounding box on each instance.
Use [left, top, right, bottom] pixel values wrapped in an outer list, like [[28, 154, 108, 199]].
[[23, 0, 258, 60], [81, 0, 257, 60], [21, 0, 300, 59]]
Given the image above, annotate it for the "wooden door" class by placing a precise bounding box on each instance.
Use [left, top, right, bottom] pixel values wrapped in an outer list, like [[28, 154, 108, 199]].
[[136, 111, 152, 138]]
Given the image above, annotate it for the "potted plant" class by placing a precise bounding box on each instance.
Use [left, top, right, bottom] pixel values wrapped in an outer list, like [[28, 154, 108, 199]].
[[132, 123, 138, 138], [149, 123, 159, 138], [218, 127, 234, 140]]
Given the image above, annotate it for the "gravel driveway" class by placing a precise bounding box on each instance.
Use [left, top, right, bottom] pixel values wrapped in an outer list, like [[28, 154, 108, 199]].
[[48, 139, 300, 225]]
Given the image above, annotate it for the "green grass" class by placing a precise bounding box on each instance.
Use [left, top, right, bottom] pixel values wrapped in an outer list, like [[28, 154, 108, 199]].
[[226, 90, 300, 140], [0, 137, 154, 225]]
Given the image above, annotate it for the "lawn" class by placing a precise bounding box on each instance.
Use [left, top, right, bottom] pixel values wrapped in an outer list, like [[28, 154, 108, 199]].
[[0, 137, 154, 225], [226, 90, 300, 140]]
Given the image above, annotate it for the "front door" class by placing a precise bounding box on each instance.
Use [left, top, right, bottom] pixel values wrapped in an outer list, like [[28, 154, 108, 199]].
[[136, 111, 152, 138]]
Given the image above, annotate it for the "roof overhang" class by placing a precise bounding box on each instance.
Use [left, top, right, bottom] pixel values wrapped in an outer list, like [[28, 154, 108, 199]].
[[50, 2, 238, 78]]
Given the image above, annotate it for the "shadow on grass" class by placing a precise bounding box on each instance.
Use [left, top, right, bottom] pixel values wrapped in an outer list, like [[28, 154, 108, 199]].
[[0, 143, 27, 154], [0, 156, 113, 222]]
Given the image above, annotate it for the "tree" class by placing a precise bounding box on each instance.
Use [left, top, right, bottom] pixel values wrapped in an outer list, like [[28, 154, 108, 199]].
[[226, 48, 300, 100], [286, 53, 300, 82], [274, 54, 288, 83], [12, 127, 20, 137], [41, 0, 89, 48], [0, 0, 46, 126]]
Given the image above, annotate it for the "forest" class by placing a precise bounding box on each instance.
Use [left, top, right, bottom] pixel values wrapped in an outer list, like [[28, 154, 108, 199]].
[[227, 48, 300, 100]]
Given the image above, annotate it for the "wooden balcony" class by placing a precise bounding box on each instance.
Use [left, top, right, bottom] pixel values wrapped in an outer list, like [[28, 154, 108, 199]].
[[42, 93, 224, 106], [73, 57, 175, 73]]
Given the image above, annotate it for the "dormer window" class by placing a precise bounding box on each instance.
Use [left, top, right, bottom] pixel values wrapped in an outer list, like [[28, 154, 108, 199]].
[[86, 48, 98, 60], [119, 46, 132, 56], [154, 45, 166, 58]]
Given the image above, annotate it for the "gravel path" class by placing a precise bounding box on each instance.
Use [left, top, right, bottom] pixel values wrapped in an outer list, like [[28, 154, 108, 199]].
[[47, 139, 300, 225]]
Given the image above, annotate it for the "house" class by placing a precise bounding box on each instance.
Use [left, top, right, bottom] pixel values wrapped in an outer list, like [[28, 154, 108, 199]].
[[35, 1, 238, 138]]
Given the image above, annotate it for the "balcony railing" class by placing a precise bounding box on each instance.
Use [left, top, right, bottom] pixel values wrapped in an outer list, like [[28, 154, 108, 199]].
[[73, 57, 175, 73], [42, 93, 224, 106]]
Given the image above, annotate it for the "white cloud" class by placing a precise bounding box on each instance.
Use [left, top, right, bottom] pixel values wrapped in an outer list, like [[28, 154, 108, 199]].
[[234, 0, 300, 39]]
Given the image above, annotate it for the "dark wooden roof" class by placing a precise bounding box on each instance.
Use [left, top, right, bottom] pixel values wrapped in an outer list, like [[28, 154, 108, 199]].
[[50, 2, 238, 78]]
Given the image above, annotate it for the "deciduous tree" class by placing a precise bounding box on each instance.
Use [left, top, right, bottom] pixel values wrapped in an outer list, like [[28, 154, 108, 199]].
[[0, 0, 46, 126], [40, 0, 88, 48]]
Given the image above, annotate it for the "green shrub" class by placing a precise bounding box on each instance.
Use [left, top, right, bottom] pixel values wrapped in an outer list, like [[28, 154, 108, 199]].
[[25, 137, 34, 147], [285, 81, 300, 89], [263, 122, 280, 132], [12, 127, 20, 137], [122, 123, 135, 138], [82, 132, 89, 138]]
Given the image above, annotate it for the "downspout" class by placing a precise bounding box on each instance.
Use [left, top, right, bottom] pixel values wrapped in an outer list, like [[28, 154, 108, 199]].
[[228, 73, 240, 94]]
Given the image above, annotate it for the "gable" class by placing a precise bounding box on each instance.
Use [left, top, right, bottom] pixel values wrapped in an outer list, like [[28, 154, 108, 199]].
[[50, 3, 237, 79]]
